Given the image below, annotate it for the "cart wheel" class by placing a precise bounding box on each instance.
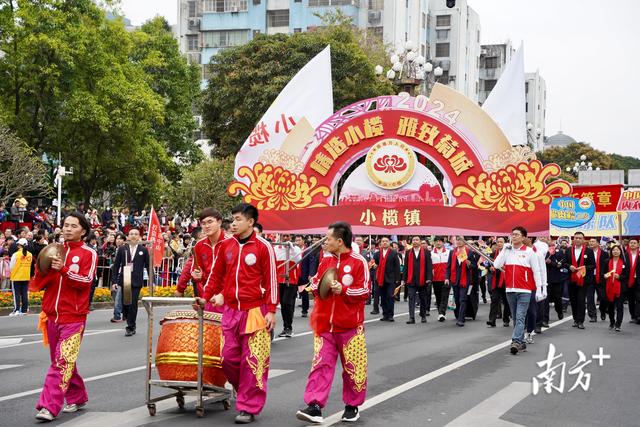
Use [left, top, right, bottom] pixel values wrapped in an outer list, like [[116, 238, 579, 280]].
[[147, 404, 156, 416], [196, 406, 205, 418], [223, 399, 231, 410], [176, 394, 185, 409]]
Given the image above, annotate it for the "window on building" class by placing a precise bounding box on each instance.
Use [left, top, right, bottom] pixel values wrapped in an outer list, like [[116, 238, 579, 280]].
[[485, 57, 498, 69], [253, 0, 260, 4], [369, 0, 384, 9], [202, 30, 249, 48], [187, 34, 199, 51], [477, 30, 480, 43], [188, 1, 197, 17], [436, 15, 451, 27], [203, 0, 248, 12], [435, 43, 450, 57], [267, 9, 289, 27], [294, 27, 302, 33], [525, 82, 529, 93], [295, 0, 302, 2], [484, 79, 497, 92], [436, 29, 449, 40], [421, 44, 426, 57], [309, 0, 353, 5], [525, 102, 528, 113]]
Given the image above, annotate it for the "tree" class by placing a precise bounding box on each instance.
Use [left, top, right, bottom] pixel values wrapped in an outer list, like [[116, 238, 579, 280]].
[[131, 17, 203, 166], [0, 1, 200, 208], [165, 156, 240, 216], [201, 16, 394, 157], [0, 125, 51, 205], [537, 142, 640, 183]]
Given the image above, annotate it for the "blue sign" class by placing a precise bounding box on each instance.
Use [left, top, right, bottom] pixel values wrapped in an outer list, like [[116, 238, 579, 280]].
[[549, 197, 596, 228]]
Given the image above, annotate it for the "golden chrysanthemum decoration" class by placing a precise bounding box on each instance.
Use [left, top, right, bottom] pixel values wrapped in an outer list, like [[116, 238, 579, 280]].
[[452, 160, 572, 212], [227, 162, 331, 210]]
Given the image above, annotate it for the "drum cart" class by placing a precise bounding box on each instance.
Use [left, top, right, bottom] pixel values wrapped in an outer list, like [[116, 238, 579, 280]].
[[141, 297, 231, 418]]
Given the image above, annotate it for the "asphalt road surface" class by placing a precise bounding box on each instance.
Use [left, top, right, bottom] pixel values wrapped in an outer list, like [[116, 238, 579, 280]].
[[1, 296, 639, 427]]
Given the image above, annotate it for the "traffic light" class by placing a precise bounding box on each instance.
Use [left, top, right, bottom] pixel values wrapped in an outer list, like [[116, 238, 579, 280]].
[[446, 0, 456, 8]]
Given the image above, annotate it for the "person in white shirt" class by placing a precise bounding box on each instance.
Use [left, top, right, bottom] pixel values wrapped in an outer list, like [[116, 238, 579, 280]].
[[493, 226, 543, 355]]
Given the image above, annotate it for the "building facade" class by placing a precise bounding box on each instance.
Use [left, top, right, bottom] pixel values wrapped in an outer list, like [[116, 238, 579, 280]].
[[525, 71, 546, 152], [478, 41, 514, 105], [427, 0, 481, 103], [377, 0, 429, 58]]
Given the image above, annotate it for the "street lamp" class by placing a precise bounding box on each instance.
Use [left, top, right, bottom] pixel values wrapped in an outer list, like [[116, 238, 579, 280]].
[[375, 41, 443, 96], [565, 154, 597, 176], [54, 155, 73, 227], [526, 122, 543, 150]]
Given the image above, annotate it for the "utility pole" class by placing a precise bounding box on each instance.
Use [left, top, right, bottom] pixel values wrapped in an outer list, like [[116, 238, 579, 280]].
[[54, 154, 73, 227]]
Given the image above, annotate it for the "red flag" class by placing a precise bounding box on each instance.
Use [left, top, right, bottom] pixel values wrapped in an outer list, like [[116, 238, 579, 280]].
[[148, 207, 164, 267]]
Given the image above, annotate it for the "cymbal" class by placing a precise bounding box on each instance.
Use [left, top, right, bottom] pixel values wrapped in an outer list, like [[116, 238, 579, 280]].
[[36, 243, 65, 275], [318, 267, 337, 300]]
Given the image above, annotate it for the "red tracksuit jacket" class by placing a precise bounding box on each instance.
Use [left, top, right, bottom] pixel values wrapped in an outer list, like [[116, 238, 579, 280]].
[[30, 241, 97, 323], [309, 249, 370, 333], [177, 235, 228, 296], [203, 232, 278, 313]]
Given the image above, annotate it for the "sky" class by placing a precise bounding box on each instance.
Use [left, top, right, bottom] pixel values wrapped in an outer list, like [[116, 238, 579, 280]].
[[119, 0, 640, 158]]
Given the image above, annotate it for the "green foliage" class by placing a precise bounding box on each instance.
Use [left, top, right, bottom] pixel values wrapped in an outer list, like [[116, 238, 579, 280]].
[[201, 15, 394, 157], [0, 1, 200, 208], [165, 156, 240, 216], [537, 142, 640, 183], [0, 125, 51, 205]]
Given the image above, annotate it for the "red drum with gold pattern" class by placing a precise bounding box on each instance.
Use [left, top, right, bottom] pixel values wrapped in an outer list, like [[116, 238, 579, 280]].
[[155, 310, 225, 387]]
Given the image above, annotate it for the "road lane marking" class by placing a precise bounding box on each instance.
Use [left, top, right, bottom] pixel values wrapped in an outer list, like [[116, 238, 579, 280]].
[[56, 370, 296, 426], [0, 364, 22, 371], [0, 338, 23, 347], [0, 330, 121, 349], [317, 315, 574, 426], [445, 381, 530, 426]]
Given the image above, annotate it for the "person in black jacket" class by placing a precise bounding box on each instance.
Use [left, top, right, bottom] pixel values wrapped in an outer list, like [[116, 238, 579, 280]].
[[445, 237, 479, 327], [402, 236, 433, 324], [544, 241, 570, 323], [299, 236, 320, 318], [111, 228, 150, 336], [604, 244, 628, 331], [568, 232, 596, 329], [373, 237, 401, 322], [587, 238, 609, 322]]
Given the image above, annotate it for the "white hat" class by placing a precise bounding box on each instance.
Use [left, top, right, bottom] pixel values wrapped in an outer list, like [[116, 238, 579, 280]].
[[17, 238, 28, 246]]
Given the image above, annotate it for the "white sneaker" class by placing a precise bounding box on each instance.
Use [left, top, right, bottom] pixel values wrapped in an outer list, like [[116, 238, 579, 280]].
[[63, 402, 86, 413], [8, 311, 18, 317], [36, 408, 54, 421], [525, 333, 534, 344]]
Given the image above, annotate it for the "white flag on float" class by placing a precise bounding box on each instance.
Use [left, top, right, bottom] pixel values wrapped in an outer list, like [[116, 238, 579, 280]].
[[234, 45, 333, 182], [482, 43, 527, 147]]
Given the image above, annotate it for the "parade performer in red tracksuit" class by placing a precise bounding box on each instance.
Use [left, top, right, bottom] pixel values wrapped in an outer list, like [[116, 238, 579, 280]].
[[175, 208, 227, 313], [296, 221, 370, 424], [196, 203, 277, 424], [30, 212, 98, 422]]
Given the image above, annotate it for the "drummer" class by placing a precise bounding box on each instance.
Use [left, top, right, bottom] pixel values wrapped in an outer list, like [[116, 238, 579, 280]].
[[196, 203, 278, 424], [176, 208, 227, 311], [296, 221, 370, 424], [29, 212, 98, 422]]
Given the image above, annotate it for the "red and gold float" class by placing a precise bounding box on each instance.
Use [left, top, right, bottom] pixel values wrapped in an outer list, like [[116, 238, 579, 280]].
[[155, 310, 225, 387]]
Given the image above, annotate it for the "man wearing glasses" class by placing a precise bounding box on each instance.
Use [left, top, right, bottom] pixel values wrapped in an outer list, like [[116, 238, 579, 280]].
[[493, 226, 544, 355]]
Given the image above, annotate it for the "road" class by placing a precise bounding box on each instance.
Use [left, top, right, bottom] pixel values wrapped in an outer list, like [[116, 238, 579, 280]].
[[1, 297, 638, 427]]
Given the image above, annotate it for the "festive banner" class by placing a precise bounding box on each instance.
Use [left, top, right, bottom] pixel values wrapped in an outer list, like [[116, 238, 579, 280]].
[[617, 190, 640, 212], [549, 197, 595, 228], [260, 203, 550, 236], [234, 46, 333, 185], [550, 212, 620, 237], [570, 184, 623, 213], [148, 207, 164, 267]]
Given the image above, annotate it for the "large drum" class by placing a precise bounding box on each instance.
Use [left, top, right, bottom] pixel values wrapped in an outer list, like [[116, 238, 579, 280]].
[[155, 310, 226, 387]]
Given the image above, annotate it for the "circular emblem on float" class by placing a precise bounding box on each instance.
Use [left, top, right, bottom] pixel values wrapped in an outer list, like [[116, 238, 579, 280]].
[[365, 139, 416, 189], [342, 274, 354, 286], [244, 253, 257, 266]]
